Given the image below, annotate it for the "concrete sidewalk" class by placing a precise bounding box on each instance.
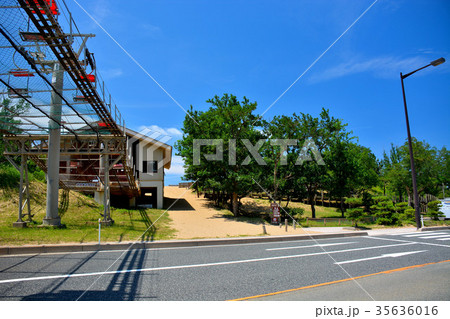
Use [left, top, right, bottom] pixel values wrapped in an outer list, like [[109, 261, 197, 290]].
[[310, 226, 450, 236]]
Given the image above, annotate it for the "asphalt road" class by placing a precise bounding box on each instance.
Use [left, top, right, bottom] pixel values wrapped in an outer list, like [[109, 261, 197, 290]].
[[0, 230, 449, 301]]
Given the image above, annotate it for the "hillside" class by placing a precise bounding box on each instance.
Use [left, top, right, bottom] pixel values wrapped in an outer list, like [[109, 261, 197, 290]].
[[0, 167, 175, 246]]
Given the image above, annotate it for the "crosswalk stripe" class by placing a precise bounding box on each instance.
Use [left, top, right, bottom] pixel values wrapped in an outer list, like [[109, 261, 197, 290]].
[[417, 235, 450, 239], [403, 232, 447, 237], [436, 238, 450, 241]]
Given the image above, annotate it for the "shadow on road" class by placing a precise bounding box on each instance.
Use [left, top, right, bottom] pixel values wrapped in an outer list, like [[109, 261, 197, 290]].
[[21, 248, 152, 301]]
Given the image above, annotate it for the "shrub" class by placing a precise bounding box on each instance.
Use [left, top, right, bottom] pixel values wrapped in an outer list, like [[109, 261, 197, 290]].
[[345, 197, 363, 208], [0, 164, 20, 188], [362, 192, 374, 213], [285, 207, 304, 220], [345, 208, 365, 227], [31, 169, 46, 182], [371, 196, 400, 225], [427, 200, 444, 220], [400, 208, 416, 223]]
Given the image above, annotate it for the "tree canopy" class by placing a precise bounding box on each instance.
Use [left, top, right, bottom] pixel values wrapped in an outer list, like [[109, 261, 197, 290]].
[[176, 93, 447, 221]]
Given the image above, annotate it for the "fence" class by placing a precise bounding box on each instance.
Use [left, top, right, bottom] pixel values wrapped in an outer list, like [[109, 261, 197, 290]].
[[303, 216, 376, 226]]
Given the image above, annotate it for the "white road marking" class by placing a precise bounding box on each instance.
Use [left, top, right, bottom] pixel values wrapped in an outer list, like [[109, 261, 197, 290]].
[[418, 235, 450, 239], [367, 236, 450, 248], [390, 231, 420, 236], [0, 242, 414, 285], [436, 238, 450, 241], [266, 242, 356, 251], [0, 238, 358, 258], [403, 232, 447, 237], [335, 250, 427, 265]]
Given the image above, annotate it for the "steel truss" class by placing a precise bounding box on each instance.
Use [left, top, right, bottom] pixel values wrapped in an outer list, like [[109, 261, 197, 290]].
[[0, 1, 141, 227]]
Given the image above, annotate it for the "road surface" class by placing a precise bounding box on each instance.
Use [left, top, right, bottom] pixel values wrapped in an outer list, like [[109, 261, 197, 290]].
[[0, 230, 449, 301]]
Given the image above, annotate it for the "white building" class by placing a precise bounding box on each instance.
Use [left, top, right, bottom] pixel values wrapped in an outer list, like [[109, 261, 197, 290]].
[[126, 128, 172, 209]]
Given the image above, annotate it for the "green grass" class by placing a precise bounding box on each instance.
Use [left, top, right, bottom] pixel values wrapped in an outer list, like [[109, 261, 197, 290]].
[[0, 179, 175, 246], [423, 219, 450, 227], [252, 198, 342, 218]]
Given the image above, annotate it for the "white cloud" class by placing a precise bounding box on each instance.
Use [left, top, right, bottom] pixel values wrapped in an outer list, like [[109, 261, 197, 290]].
[[309, 56, 433, 83], [138, 125, 182, 137], [90, 0, 111, 23], [166, 127, 183, 136], [166, 155, 185, 175]]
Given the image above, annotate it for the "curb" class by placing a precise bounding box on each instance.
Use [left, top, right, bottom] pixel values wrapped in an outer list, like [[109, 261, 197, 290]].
[[0, 231, 367, 256], [420, 226, 450, 232]]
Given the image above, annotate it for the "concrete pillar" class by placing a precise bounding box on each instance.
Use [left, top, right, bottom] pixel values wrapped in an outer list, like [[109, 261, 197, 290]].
[[129, 197, 136, 208], [13, 153, 27, 228], [156, 182, 163, 209], [94, 191, 105, 205], [101, 154, 113, 225], [43, 63, 63, 226]]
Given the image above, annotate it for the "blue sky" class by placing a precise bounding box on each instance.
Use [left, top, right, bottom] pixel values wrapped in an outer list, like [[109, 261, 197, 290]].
[[67, 0, 450, 185]]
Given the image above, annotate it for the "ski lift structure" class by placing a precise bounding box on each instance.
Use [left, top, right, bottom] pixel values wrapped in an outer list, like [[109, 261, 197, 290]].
[[7, 69, 33, 98], [5, 47, 35, 98], [0, 0, 140, 228], [25, 0, 59, 16]]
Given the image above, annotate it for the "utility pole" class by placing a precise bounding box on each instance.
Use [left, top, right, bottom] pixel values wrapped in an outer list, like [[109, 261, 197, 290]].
[[43, 62, 63, 226]]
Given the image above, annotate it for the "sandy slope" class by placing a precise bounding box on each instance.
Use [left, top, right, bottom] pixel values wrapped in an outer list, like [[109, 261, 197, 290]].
[[164, 186, 317, 239]]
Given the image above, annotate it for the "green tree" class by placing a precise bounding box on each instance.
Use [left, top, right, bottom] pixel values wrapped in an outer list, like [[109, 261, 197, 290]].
[[382, 139, 443, 201], [397, 139, 440, 197], [370, 196, 400, 226], [0, 98, 29, 164], [427, 200, 444, 220], [436, 147, 450, 197], [344, 197, 364, 228], [380, 144, 408, 201], [324, 142, 378, 217], [175, 94, 263, 216], [261, 115, 298, 208], [293, 109, 350, 218]]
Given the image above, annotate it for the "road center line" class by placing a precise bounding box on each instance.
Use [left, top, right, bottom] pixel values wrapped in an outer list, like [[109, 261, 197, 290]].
[[266, 242, 356, 251], [0, 242, 413, 285], [229, 259, 450, 301]]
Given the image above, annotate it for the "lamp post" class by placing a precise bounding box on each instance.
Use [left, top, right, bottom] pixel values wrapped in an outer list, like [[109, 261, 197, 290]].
[[400, 57, 445, 230]]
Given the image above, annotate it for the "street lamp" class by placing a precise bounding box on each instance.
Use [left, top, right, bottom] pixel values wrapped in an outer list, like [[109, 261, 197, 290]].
[[400, 57, 445, 230]]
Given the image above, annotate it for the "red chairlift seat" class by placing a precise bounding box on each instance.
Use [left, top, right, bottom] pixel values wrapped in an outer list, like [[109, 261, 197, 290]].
[[25, 0, 59, 15], [10, 69, 34, 77], [81, 74, 95, 83]]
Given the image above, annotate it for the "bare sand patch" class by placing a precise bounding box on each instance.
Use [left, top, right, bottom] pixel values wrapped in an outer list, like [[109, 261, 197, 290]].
[[164, 186, 317, 239]]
